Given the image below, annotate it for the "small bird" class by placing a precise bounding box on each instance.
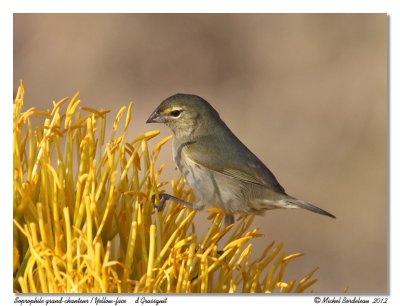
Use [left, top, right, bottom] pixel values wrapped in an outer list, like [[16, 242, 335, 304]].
[[147, 94, 335, 225]]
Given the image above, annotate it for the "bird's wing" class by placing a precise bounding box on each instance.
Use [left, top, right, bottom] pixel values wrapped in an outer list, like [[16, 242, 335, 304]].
[[182, 137, 286, 194], [217, 168, 267, 186]]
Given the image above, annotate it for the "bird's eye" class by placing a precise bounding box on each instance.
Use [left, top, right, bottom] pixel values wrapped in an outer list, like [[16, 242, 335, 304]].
[[170, 110, 182, 117]]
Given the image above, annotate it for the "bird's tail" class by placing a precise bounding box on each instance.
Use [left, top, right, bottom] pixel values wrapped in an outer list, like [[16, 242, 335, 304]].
[[286, 197, 336, 219]]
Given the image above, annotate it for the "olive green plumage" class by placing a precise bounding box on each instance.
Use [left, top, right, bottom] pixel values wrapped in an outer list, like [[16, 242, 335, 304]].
[[147, 94, 335, 225]]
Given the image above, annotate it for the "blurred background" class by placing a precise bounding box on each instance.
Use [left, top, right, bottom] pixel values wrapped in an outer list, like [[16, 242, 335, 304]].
[[13, 14, 387, 293]]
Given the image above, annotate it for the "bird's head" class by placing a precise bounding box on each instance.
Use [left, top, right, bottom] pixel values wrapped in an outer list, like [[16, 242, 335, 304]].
[[146, 93, 221, 139]]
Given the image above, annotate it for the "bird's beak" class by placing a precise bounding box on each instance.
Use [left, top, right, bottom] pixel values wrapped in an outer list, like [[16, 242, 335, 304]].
[[146, 109, 165, 123]]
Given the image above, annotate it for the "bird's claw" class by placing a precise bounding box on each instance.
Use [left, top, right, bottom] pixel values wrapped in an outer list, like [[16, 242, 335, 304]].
[[151, 193, 196, 211], [152, 194, 167, 211]]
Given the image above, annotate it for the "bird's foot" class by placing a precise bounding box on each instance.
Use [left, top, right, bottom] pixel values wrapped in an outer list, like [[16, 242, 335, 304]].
[[152, 193, 199, 211]]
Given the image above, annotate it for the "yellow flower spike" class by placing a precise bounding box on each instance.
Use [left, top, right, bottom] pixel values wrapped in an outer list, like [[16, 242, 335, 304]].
[[98, 110, 107, 147], [276, 281, 288, 292], [73, 197, 88, 239], [253, 240, 274, 264], [113, 105, 126, 132], [124, 102, 133, 131], [154, 163, 165, 181], [283, 253, 304, 262], [223, 236, 254, 252], [124, 191, 148, 198], [18, 276, 28, 293], [29, 223, 48, 293], [26, 259, 38, 293], [264, 252, 286, 292], [136, 205, 149, 270], [200, 211, 224, 250], [119, 144, 141, 190], [234, 262, 251, 290], [94, 170, 117, 243], [296, 278, 318, 293], [156, 181, 168, 189], [173, 235, 195, 251], [31, 112, 60, 184], [73, 173, 88, 219], [152, 134, 173, 158], [16, 108, 35, 129], [15, 80, 25, 103], [123, 221, 138, 291], [59, 271, 77, 293], [131, 130, 160, 145], [225, 215, 251, 244], [49, 184, 63, 258], [13, 84, 320, 293], [154, 210, 163, 257], [200, 253, 209, 293], [284, 279, 296, 293], [63, 207, 73, 274], [80, 106, 110, 118], [105, 144, 114, 174], [13, 240, 20, 273], [50, 260, 63, 290], [250, 265, 262, 293], [141, 140, 151, 172], [276, 257, 290, 285], [102, 241, 112, 290], [86, 116, 96, 146], [133, 151, 141, 170], [176, 258, 186, 292], [154, 226, 183, 267], [51, 97, 69, 116], [230, 243, 252, 268], [260, 242, 284, 271], [94, 165, 111, 202], [296, 267, 319, 292], [46, 164, 62, 190], [93, 242, 104, 292], [192, 247, 235, 288], [182, 242, 196, 292], [36, 203, 48, 246], [73, 114, 91, 129]]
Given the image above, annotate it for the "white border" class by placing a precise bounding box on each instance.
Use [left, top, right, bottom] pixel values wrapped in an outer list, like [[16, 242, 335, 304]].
[[0, 0, 14, 299], [7, 0, 399, 13], [2, 1, 398, 305]]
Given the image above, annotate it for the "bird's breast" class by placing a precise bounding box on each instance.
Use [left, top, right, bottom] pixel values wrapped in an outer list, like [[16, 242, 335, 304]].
[[172, 140, 249, 214], [172, 143, 202, 192]]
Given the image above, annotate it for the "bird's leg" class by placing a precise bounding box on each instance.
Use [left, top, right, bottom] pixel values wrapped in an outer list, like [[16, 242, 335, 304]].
[[224, 214, 235, 227], [153, 193, 200, 211]]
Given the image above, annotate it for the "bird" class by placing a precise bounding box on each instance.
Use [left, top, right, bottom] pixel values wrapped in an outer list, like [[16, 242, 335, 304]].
[[146, 93, 335, 226]]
